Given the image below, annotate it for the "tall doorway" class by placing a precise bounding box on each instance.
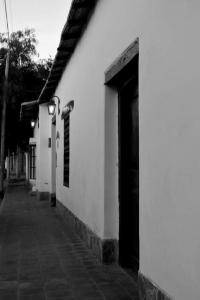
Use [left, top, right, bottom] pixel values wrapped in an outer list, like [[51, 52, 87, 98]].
[[118, 56, 139, 273]]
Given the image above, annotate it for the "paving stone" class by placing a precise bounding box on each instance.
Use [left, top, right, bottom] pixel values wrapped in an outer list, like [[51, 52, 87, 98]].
[[46, 297, 75, 300], [45, 288, 72, 298], [19, 287, 44, 296], [0, 184, 138, 300], [0, 280, 18, 290], [0, 295, 18, 300], [0, 271, 18, 281], [19, 293, 46, 300], [72, 288, 104, 300], [0, 289, 18, 298]]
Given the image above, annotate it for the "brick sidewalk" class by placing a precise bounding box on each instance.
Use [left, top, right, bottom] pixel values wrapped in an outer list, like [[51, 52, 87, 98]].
[[0, 185, 138, 300]]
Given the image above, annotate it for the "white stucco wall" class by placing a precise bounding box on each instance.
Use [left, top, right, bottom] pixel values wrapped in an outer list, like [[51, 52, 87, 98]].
[[47, 0, 200, 298], [139, 2, 200, 300], [34, 120, 40, 191], [51, 122, 56, 195], [36, 104, 52, 193], [55, 0, 141, 240]]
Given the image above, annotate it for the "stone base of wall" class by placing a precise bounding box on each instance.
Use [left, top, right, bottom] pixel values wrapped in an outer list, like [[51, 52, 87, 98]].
[[56, 199, 118, 264], [36, 191, 50, 201], [138, 272, 173, 300]]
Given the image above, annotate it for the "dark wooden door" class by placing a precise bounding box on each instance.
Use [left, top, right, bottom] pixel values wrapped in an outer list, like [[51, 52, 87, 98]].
[[119, 75, 139, 272]]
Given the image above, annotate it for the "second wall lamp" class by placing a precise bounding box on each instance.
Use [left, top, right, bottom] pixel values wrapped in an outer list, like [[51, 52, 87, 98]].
[[48, 96, 60, 115], [31, 120, 36, 128]]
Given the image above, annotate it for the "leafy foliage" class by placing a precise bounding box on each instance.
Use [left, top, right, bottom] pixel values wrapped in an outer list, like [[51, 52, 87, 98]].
[[0, 29, 52, 152]]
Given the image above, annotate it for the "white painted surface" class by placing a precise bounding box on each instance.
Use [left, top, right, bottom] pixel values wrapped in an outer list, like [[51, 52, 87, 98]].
[[139, 2, 200, 299], [51, 122, 56, 195], [36, 0, 200, 298], [36, 104, 52, 193], [29, 138, 37, 145], [54, 0, 141, 239], [29, 179, 36, 187], [104, 86, 119, 239], [34, 120, 40, 191]]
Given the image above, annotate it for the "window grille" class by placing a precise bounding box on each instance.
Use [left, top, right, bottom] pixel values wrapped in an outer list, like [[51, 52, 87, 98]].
[[63, 114, 70, 187], [29, 145, 36, 179]]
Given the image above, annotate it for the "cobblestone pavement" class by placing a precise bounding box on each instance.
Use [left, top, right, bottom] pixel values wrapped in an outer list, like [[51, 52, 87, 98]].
[[0, 185, 138, 300]]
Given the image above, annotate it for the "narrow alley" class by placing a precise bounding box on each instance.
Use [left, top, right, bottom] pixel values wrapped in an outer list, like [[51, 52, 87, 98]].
[[0, 183, 138, 300]]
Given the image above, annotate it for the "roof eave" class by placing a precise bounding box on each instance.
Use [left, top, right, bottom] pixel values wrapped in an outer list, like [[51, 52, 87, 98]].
[[20, 100, 39, 121], [38, 0, 98, 104]]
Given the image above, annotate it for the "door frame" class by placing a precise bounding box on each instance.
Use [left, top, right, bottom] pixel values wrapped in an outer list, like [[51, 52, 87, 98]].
[[104, 38, 139, 266]]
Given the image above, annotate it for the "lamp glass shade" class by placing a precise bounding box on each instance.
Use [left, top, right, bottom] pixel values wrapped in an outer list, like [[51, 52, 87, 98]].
[[31, 120, 35, 128], [48, 102, 56, 115]]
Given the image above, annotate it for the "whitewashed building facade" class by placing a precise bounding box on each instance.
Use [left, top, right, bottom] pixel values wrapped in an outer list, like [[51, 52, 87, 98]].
[[21, 1, 200, 299]]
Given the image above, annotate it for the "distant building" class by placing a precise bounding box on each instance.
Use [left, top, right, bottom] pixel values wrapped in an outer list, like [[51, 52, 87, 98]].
[[6, 147, 26, 180], [19, 100, 38, 186], [21, 0, 200, 299]]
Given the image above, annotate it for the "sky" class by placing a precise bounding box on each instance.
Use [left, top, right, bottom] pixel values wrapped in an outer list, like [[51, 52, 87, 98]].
[[0, 0, 72, 59]]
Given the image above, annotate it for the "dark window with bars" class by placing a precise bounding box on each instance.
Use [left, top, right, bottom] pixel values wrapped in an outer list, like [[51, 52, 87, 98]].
[[29, 145, 36, 179], [64, 113, 70, 187]]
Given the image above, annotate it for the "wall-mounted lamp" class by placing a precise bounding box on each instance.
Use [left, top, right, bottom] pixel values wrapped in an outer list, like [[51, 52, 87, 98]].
[[48, 99, 56, 115], [31, 120, 35, 128], [47, 96, 60, 115]]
